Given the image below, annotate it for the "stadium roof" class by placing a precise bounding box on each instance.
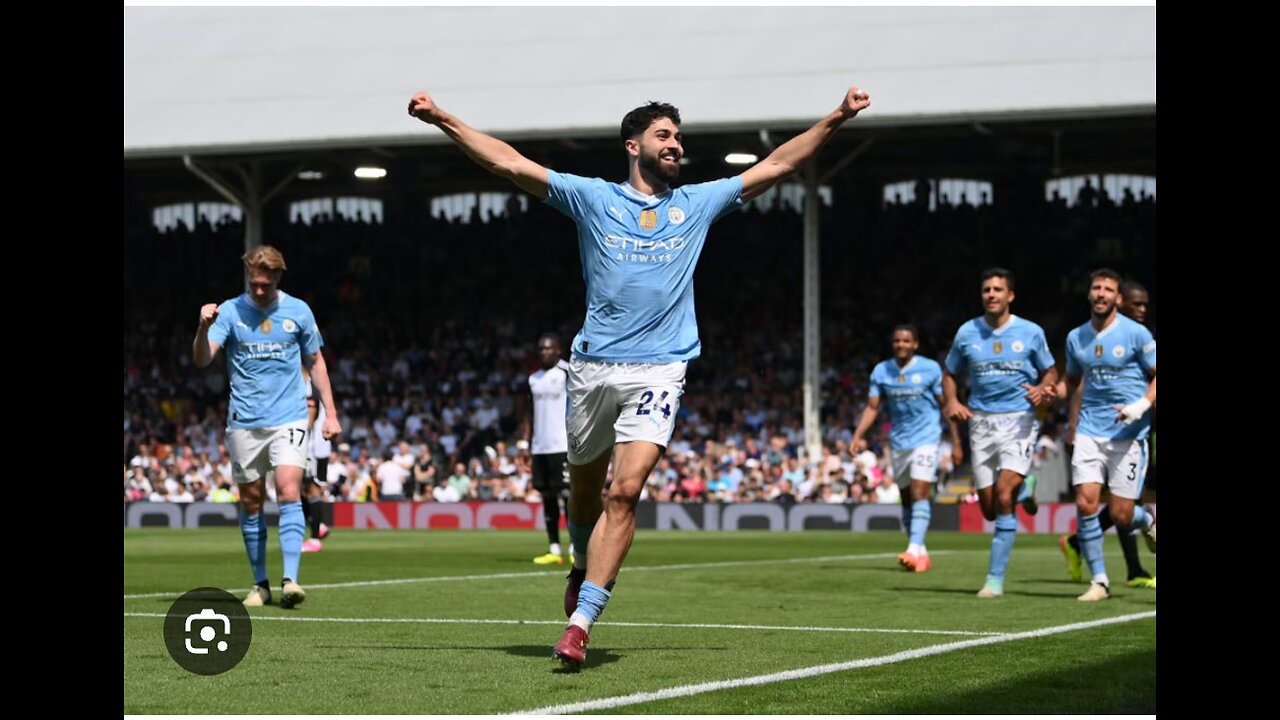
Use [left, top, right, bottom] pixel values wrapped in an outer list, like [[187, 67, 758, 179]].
[[124, 5, 1155, 159]]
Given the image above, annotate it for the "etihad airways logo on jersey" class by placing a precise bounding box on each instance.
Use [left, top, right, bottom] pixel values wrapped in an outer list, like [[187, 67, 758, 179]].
[[604, 235, 686, 264], [1087, 366, 1128, 383], [604, 235, 687, 251], [971, 360, 1026, 376], [240, 340, 292, 361]]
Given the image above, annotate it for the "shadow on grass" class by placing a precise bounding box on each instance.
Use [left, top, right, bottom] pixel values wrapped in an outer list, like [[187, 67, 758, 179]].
[[506, 644, 623, 671], [875, 645, 1157, 714]]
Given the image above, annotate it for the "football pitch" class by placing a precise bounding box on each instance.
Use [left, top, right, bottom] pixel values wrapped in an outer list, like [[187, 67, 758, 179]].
[[124, 529, 1156, 714]]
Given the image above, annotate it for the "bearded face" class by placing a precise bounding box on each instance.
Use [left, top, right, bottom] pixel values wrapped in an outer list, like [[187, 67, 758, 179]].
[[1089, 278, 1120, 321], [639, 142, 681, 183], [634, 117, 682, 184]]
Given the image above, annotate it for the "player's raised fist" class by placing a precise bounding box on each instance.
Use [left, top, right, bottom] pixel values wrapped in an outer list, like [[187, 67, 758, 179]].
[[841, 86, 871, 117], [199, 303, 219, 328], [408, 91, 445, 124]]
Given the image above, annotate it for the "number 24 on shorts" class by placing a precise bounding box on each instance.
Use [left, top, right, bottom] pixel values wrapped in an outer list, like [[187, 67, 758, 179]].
[[636, 390, 671, 419]]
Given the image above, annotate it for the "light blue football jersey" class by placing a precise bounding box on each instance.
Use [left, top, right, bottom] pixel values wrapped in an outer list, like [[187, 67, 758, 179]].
[[868, 356, 944, 451], [945, 315, 1055, 413], [545, 170, 743, 363], [1066, 314, 1156, 440], [207, 290, 323, 430]]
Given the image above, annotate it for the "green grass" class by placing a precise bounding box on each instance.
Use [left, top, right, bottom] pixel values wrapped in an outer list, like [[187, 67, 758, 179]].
[[124, 529, 1155, 714]]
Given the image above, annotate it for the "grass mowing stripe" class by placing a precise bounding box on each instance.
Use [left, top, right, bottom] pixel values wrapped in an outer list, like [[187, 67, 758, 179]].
[[512, 611, 1157, 715], [123, 612, 1002, 637]]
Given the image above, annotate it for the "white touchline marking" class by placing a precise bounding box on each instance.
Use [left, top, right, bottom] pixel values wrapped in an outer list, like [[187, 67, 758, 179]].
[[122, 612, 1002, 637], [122, 550, 951, 599], [512, 611, 1158, 715]]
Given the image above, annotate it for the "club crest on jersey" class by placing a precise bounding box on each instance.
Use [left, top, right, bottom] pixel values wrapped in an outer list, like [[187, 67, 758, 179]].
[[259, 319, 273, 334], [639, 209, 658, 231], [668, 207, 686, 225], [1012, 340, 1024, 353], [1112, 345, 1126, 358], [911, 373, 922, 384], [993, 341, 1003, 354], [283, 319, 297, 333], [1094, 344, 1104, 358]]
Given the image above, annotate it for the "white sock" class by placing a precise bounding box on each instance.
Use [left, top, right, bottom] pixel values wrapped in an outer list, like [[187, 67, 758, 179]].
[[550, 542, 562, 556]]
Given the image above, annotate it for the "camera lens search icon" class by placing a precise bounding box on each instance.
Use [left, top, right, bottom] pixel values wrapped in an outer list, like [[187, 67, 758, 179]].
[[184, 608, 231, 654], [164, 588, 252, 675]]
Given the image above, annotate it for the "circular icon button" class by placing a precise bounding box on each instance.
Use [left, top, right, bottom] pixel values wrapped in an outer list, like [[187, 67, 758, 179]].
[[163, 587, 252, 675]]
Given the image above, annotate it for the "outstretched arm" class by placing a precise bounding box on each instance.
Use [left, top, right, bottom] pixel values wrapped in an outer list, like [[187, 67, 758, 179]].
[[408, 91, 549, 200], [738, 86, 871, 202]]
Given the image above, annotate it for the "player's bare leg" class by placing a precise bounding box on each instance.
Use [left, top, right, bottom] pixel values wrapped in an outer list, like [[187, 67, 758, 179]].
[[585, 441, 661, 588]]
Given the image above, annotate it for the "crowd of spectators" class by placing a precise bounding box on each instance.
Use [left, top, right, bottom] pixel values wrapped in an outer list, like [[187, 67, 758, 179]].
[[125, 181, 1154, 504]]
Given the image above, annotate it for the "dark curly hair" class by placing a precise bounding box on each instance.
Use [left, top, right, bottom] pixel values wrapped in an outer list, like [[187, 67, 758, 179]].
[[620, 102, 681, 146]]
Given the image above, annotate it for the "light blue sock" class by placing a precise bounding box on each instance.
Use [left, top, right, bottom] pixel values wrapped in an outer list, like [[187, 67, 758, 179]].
[[239, 510, 268, 585], [987, 513, 1018, 581], [570, 581, 612, 627], [567, 516, 596, 569], [1130, 505, 1152, 531], [1078, 510, 1107, 577], [279, 501, 305, 582], [909, 500, 931, 547]]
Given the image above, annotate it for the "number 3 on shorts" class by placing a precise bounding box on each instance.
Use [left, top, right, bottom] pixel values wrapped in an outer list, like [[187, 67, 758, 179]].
[[636, 389, 672, 419]]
